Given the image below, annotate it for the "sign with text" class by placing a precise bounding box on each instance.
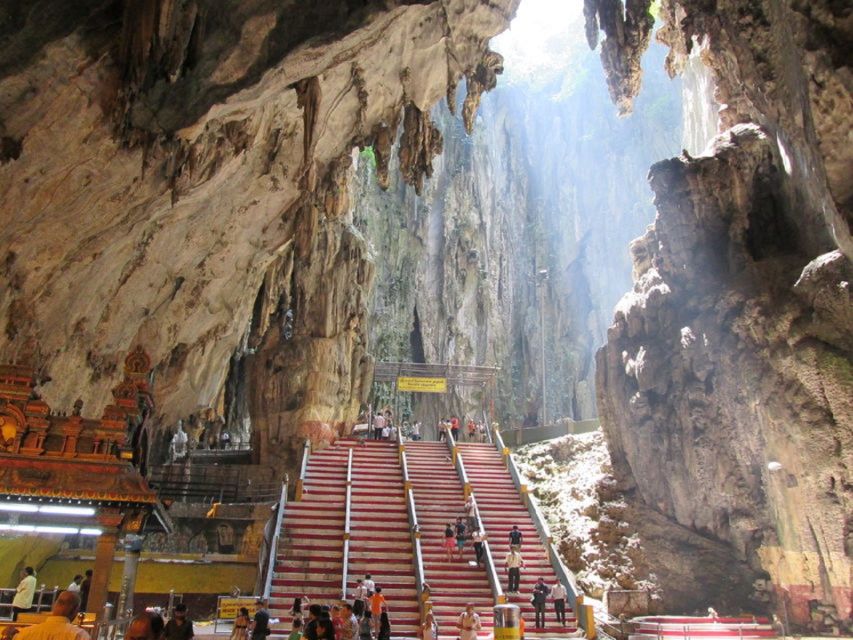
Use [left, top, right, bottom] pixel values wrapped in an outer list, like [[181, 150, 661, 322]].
[[217, 597, 260, 620], [397, 376, 447, 393]]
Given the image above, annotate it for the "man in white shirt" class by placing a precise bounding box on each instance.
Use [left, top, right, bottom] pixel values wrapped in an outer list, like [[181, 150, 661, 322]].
[[67, 575, 83, 593], [456, 603, 481, 640], [362, 574, 376, 595], [372, 413, 385, 440], [505, 549, 524, 593], [12, 566, 38, 620], [551, 580, 568, 626], [16, 590, 89, 640]]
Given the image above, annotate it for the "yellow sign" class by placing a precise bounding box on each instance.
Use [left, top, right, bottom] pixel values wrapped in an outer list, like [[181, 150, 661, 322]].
[[397, 376, 447, 393], [218, 597, 259, 620]]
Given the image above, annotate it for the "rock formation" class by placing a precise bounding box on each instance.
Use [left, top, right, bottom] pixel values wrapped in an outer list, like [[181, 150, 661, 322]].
[[352, 40, 681, 426], [593, 0, 851, 629], [0, 1, 519, 460]]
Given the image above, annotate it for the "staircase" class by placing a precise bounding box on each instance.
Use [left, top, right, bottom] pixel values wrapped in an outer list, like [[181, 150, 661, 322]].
[[406, 441, 494, 638], [269, 442, 349, 629], [459, 442, 579, 636], [348, 440, 421, 637]]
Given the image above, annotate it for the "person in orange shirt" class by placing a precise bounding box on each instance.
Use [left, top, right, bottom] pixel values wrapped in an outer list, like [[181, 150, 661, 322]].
[[519, 616, 525, 640], [368, 587, 387, 638]]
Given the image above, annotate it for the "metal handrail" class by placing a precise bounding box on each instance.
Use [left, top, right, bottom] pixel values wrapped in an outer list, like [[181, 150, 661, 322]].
[[467, 491, 505, 603], [262, 481, 288, 600], [408, 488, 427, 617], [400, 445, 428, 621], [296, 439, 311, 500], [492, 427, 586, 630], [452, 441, 505, 605], [341, 447, 353, 599]]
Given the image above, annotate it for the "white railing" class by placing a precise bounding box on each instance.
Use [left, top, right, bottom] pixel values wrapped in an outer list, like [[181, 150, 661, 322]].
[[262, 481, 289, 600], [341, 447, 354, 599]]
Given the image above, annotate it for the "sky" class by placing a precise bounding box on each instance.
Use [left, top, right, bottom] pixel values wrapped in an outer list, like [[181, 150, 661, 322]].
[[491, 0, 589, 86]]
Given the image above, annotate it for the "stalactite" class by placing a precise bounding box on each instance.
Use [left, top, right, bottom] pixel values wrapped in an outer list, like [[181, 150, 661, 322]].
[[582, 0, 654, 115], [462, 50, 504, 135], [398, 103, 443, 195]]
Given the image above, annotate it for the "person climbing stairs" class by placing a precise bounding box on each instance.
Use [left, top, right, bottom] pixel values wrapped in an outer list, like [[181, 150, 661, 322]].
[[458, 441, 578, 636], [348, 440, 421, 637], [406, 441, 494, 638]]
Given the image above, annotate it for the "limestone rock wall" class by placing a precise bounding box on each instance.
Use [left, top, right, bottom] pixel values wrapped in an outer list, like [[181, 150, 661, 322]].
[[353, 43, 681, 426], [0, 1, 519, 451], [593, 0, 851, 628]]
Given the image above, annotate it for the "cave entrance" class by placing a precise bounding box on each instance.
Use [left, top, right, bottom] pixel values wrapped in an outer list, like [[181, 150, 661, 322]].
[[370, 362, 500, 440]]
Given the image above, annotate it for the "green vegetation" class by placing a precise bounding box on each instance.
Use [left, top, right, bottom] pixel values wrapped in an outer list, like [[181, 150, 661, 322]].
[[650, 0, 662, 20], [360, 145, 377, 167]]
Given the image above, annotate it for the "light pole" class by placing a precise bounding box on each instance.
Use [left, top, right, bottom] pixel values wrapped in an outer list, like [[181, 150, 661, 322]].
[[536, 268, 549, 427]]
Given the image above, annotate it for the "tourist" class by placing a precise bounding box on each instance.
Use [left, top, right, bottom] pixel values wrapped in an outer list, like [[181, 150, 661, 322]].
[[372, 412, 385, 441], [220, 430, 232, 450], [303, 605, 322, 640], [450, 416, 460, 441], [315, 617, 334, 640], [443, 522, 455, 562], [362, 574, 375, 596], [376, 612, 390, 640], [455, 517, 466, 560], [126, 612, 165, 640], [420, 611, 438, 640], [411, 421, 421, 441], [331, 605, 343, 640], [292, 596, 310, 621], [505, 548, 524, 593], [351, 580, 367, 617], [15, 591, 88, 640], [164, 603, 194, 640], [532, 578, 550, 628], [251, 599, 270, 640], [456, 604, 481, 640], [231, 607, 250, 640], [368, 588, 387, 637], [472, 529, 484, 567], [466, 419, 476, 441], [287, 619, 303, 640], [79, 570, 92, 612], [381, 423, 390, 440], [519, 615, 525, 640], [66, 575, 83, 594], [340, 604, 358, 640], [464, 495, 476, 531], [509, 525, 523, 548], [11, 567, 37, 621], [478, 422, 487, 443], [551, 580, 567, 626], [437, 419, 446, 441]]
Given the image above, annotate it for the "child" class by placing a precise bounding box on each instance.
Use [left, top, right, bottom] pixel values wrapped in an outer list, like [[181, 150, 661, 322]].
[[230, 607, 250, 640], [287, 619, 303, 640]]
